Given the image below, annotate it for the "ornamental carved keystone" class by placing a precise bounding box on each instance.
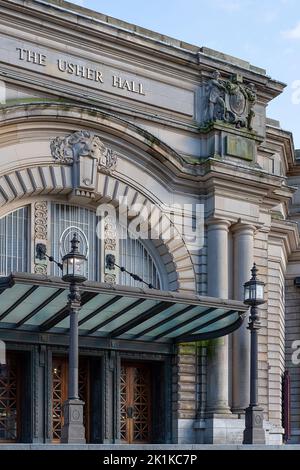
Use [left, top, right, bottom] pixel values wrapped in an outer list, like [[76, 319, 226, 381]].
[[203, 70, 256, 131], [50, 130, 117, 198]]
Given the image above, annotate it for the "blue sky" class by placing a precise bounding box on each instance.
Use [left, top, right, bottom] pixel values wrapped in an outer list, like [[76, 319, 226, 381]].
[[69, 0, 300, 147]]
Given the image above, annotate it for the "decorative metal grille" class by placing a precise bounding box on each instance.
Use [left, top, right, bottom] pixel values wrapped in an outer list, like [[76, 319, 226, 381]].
[[119, 226, 161, 289], [120, 364, 151, 443], [120, 366, 128, 442], [132, 366, 151, 442], [0, 207, 28, 275], [50, 203, 161, 286], [52, 357, 89, 442], [0, 354, 18, 441], [52, 360, 65, 441], [50, 204, 98, 281]]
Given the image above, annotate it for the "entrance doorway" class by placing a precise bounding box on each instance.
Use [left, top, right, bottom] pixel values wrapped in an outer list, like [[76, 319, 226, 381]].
[[120, 363, 152, 444], [0, 352, 20, 442], [52, 356, 90, 442]]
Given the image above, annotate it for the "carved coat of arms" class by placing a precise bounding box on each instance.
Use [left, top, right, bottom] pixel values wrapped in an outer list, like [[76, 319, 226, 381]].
[[205, 71, 256, 130]]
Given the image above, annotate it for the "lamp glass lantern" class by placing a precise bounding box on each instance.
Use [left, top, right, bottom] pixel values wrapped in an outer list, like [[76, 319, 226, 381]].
[[62, 233, 87, 284], [244, 263, 265, 306]]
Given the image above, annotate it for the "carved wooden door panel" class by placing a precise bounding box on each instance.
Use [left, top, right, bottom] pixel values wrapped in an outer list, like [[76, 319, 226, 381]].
[[0, 352, 20, 442], [120, 363, 152, 444], [52, 356, 89, 442]]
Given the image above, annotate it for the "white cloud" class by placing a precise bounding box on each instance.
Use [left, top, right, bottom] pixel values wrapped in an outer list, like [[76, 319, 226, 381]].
[[282, 21, 300, 39]]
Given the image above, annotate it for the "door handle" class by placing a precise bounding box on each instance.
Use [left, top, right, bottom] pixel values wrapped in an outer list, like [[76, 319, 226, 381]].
[[127, 406, 133, 418]]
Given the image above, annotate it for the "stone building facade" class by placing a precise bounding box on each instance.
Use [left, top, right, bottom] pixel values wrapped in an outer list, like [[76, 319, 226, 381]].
[[0, 0, 299, 445]]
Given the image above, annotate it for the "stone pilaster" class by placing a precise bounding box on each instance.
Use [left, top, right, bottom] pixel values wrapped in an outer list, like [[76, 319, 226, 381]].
[[176, 343, 197, 443]]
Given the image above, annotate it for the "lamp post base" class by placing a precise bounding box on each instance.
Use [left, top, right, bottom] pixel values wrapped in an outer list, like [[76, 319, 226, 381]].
[[243, 405, 265, 444], [60, 399, 86, 444]]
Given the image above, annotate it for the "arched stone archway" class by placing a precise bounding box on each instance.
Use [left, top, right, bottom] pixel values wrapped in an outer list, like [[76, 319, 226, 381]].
[[0, 103, 197, 292]]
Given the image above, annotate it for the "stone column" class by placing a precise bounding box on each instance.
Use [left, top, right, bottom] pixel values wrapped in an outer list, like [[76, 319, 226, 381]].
[[231, 223, 255, 413], [206, 219, 231, 414]]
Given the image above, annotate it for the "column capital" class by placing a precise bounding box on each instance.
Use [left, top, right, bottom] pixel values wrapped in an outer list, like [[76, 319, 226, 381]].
[[206, 218, 231, 231], [231, 222, 256, 235]]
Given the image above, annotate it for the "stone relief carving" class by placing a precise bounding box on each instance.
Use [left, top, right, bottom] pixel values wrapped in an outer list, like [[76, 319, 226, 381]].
[[50, 130, 117, 198], [104, 273, 117, 284], [50, 131, 117, 171], [103, 215, 117, 285], [204, 70, 256, 130], [34, 201, 48, 275], [104, 218, 117, 251], [34, 201, 48, 240]]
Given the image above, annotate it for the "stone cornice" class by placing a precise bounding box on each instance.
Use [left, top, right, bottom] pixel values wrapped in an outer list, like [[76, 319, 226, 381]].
[[264, 124, 296, 174], [269, 219, 300, 258], [0, 102, 296, 206], [0, 0, 285, 102], [202, 159, 296, 202]]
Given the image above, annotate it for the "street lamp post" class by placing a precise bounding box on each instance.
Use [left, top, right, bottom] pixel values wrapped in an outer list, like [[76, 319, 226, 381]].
[[60, 233, 87, 444], [243, 263, 266, 445]]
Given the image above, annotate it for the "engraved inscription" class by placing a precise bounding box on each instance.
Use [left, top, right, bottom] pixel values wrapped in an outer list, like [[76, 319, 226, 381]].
[[57, 60, 104, 83], [15, 47, 146, 95], [112, 75, 145, 95], [16, 47, 46, 66]]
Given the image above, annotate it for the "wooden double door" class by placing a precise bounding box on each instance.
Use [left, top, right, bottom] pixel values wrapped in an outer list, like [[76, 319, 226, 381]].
[[52, 357, 163, 444], [52, 356, 90, 442], [0, 352, 20, 442], [120, 363, 152, 444]]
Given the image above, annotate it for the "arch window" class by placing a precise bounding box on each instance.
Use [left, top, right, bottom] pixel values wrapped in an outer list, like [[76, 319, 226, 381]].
[[0, 203, 165, 288], [119, 225, 161, 289], [50, 203, 98, 281], [50, 203, 163, 288], [0, 207, 29, 276]]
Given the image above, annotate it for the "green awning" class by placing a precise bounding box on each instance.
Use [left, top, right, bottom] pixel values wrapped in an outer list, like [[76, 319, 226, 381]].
[[0, 273, 247, 343]]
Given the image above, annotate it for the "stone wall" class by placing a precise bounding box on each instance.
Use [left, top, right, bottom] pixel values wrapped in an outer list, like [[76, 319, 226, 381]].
[[175, 344, 198, 444], [285, 274, 300, 443]]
